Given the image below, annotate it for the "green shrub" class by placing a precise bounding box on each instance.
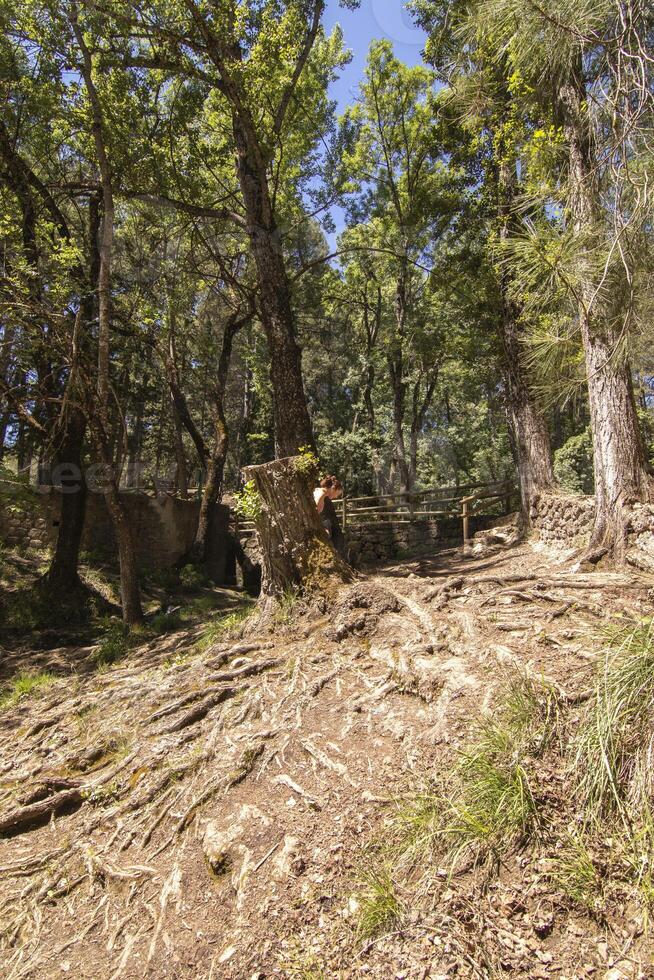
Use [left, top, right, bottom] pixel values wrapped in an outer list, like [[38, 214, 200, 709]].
[[233, 481, 262, 521], [0, 671, 56, 710], [149, 609, 183, 634], [554, 427, 594, 495], [93, 618, 129, 668], [179, 565, 209, 592]]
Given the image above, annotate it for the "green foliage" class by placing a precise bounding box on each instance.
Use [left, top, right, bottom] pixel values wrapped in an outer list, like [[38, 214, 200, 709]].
[[293, 445, 320, 479], [355, 865, 403, 940], [149, 609, 183, 635], [554, 427, 595, 496], [574, 619, 654, 814], [93, 618, 129, 669], [234, 481, 263, 521], [316, 430, 374, 496], [0, 671, 56, 710], [179, 565, 210, 592]]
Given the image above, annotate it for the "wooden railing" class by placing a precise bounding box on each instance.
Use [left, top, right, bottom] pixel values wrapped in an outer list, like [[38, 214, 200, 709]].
[[232, 479, 518, 544]]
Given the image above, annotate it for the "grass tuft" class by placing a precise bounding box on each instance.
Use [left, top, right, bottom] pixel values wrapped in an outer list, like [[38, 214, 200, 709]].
[[573, 618, 654, 815], [548, 833, 604, 912], [194, 603, 255, 653], [391, 673, 559, 870], [356, 865, 402, 940], [0, 670, 57, 710], [92, 618, 129, 669]]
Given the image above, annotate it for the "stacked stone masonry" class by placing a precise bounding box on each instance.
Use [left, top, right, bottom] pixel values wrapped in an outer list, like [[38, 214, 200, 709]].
[[0, 487, 232, 578], [530, 492, 654, 571], [529, 492, 596, 547], [345, 515, 501, 566]]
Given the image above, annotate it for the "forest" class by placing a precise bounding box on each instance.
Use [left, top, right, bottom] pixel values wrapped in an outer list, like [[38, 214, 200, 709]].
[[1, 1, 654, 978]]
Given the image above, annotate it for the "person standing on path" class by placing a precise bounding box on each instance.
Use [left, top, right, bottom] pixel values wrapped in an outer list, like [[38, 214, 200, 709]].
[[314, 476, 346, 559]]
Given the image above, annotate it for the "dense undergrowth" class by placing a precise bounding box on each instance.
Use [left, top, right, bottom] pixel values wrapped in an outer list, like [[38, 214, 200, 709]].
[[356, 618, 654, 940]]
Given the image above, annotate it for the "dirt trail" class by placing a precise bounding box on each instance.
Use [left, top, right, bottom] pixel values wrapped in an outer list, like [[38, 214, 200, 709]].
[[1, 541, 653, 979]]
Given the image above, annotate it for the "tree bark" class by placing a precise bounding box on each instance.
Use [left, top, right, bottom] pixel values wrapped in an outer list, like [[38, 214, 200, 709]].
[[387, 259, 412, 493], [72, 5, 143, 623], [559, 70, 651, 554], [232, 125, 314, 457], [193, 314, 251, 567], [171, 395, 189, 498], [496, 156, 554, 515], [45, 409, 87, 591], [243, 456, 352, 605], [409, 373, 438, 491]]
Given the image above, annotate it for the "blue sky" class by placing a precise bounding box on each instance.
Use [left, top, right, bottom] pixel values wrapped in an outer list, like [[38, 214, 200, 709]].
[[324, 0, 427, 111], [320, 1, 427, 245]]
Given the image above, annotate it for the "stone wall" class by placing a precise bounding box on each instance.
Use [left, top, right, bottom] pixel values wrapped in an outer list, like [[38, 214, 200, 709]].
[[345, 514, 501, 566], [0, 491, 52, 552], [0, 487, 233, 577], [529, 493, 654, 571], [530, 492, 596, 547], [625, 504, 654, 573]]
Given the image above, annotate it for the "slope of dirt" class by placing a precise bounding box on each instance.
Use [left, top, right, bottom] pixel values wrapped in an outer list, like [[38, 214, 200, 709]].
[[1, 541, 653, 979]]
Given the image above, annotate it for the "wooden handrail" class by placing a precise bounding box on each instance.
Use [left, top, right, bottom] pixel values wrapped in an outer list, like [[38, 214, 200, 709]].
[[230, 479, 519, 545]]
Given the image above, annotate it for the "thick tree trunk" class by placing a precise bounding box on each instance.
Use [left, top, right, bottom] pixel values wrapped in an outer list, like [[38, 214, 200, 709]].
[[46, 408, 87, 591], [233, 127, 314, 457], [500, 304, 555, 513], [243, 457, 352, 605], [496, 159, 554, 514], [559, 72, 650, 554]]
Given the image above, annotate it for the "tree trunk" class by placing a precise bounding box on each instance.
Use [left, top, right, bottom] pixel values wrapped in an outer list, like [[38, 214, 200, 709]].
[[387, 260, 411, 493], [73, 6, 143, 624], [103, 481, 144, 624], [496, 158, 554, 514], [178, 313, 247, 568], [243, 456, 352, 605], [125, 403, 144, 490], [0, 322, 16, 458], [500, 301, 555, 513], [171, 395, 189, 498], [232, 126, 314, 457], [45, 408, 87, 591], [559, 71, 650, 554]]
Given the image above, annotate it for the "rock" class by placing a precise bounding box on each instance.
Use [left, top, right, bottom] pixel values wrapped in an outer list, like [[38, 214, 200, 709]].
[[203, 804, 272, 876], [272, 835, 303, 879], [604, 962, 639, 980]]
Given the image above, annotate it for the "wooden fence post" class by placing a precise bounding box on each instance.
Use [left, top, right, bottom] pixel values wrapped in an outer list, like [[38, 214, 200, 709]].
[[462, 497, 470, 544]]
